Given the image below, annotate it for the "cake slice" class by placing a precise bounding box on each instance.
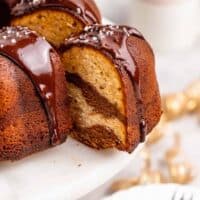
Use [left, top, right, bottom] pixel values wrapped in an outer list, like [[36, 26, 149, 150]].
[[7, 0, 101, 48], [60, 25, 162, 152], [0, 27, 71, 161]]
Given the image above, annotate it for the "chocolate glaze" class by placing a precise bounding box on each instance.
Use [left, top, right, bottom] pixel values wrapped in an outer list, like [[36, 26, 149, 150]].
[[5, 0, 101, 25], [0, 26, 60, 146], [0, 1, 11, 28], [60, 25, 148, 143]]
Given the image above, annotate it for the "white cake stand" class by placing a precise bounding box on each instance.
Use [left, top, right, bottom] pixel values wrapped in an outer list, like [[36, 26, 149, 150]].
[[0, 18, 144, 200], [0, 138, 144, 200]]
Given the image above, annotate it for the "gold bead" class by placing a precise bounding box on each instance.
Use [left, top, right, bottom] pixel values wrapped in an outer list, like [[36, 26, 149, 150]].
[[139, 169, 166, 184], [185, 80, 200, 113], [162, 93, 188, 120], [168, 162, 194, 184], [186, 99, 199, 113], [165, 133, 181, 162]]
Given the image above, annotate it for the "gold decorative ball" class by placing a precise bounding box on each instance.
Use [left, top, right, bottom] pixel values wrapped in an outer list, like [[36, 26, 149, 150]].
[[185, 80, 200, 112], [168, 162, 193, 184], [162, 93, 188, 120]]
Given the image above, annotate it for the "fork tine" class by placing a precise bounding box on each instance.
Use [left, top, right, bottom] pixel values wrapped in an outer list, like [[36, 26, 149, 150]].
[[180, 194, 184, 200], [189, 194, 193, 200], [171, 191, 193, 200], [180, 193, 193, 200], [172, 192, 177, 200]]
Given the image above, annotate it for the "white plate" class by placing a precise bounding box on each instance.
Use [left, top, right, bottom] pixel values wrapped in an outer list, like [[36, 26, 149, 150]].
[[0, 18, 144, 200], [0, 138, 143, 200], [103, 184, 200, 200]]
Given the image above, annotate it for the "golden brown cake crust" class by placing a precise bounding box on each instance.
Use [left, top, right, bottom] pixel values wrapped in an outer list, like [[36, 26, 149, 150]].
[[0, 27, 71, 161], [61, 25, 162, 152]]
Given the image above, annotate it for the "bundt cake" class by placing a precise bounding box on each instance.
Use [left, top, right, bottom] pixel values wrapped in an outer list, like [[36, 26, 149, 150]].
[[5, 0, 101, 48], [0, 26, 71, 161], [60, 25, 162, 152]]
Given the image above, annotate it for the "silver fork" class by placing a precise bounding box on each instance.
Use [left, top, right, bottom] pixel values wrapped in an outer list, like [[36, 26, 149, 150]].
[[172, 192, 193, 200]]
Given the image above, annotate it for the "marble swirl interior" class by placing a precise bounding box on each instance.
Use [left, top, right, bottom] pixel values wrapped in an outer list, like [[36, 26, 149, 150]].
[[62, 46, 127, 147]]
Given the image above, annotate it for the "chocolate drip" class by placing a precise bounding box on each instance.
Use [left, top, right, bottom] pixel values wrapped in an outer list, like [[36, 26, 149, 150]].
[[61, 25, 148, 142], [0, 26, 60, 146], [0, 1, 11, 28], [8, 0, 101, 24]]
